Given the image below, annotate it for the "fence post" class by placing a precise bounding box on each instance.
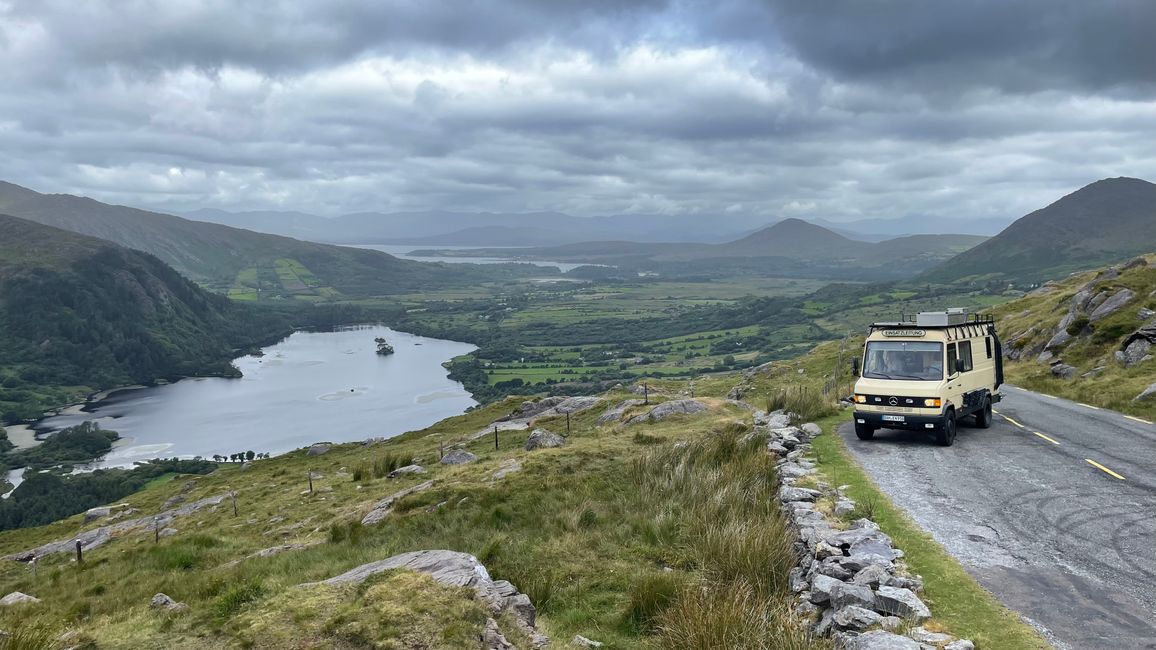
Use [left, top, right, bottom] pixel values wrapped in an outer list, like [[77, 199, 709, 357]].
[[644, 383, 649, 405], [75, 540, 82, 565], [494, 425, 499, 450], [307, 472, 314, 494], [566, 412, 571, 434], [231, 491, 238, 517]]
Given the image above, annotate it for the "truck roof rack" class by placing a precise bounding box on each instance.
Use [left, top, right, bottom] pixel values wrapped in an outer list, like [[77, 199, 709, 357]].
[[869, 310, 994, 331]]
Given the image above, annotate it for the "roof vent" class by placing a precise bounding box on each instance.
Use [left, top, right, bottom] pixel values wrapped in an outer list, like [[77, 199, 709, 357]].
[[916, 309, 968, 327]]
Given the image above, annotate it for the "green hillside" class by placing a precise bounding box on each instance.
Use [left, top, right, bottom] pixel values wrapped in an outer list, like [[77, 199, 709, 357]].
[[986, 253, 1156, 418], [0, 181, 543, 299], [924, 177, 1156, 284], [0, 215, 295, 422]]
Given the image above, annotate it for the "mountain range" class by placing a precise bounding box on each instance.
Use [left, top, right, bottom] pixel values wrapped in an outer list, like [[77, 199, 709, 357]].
[[181, 206, 1015, 248], [923, 177, 1156, 284], [414, 219, 989, 280], [0, 182, 544, 299]]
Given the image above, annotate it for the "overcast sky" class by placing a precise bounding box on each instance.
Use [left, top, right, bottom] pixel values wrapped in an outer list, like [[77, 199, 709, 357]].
[[1, 0, 1154, 223]]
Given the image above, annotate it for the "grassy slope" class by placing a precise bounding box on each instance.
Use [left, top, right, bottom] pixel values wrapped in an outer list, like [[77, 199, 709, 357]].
[[0, 395, 818, 649], [987, 254, 1156, 418]]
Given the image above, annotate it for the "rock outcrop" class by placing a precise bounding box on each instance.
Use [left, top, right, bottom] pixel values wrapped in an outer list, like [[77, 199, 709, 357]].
[[625, 399, 709, 424], [524, 428, 565, 451], [149, 593, 188, 612], [386, 464, 425, 479], [0, 592, 39, 606], [308, 550, 547, 647], [361, 480, 435, 525], [440, 450, 477, 465], [596, 399, 643, 425], [7, 494, 227, 563]]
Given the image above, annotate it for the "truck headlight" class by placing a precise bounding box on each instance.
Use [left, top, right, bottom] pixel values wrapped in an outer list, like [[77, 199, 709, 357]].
[[924, 398, 942, 407], [854, 395, 867, 403]]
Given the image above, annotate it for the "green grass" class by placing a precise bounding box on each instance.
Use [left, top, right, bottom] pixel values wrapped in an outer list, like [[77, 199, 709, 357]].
[[0, 395, 822, 649]]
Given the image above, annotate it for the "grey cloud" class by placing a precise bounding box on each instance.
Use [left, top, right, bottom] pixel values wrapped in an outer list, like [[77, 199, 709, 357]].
[[0, 0, 1154, 228], [762, 0, 1156, 96]]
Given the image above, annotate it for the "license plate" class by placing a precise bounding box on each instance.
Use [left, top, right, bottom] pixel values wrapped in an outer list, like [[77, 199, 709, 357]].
[[882, 415, 906, 422]]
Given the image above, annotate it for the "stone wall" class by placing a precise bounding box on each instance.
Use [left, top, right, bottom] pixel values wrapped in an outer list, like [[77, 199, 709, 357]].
[[753, 409, 976, 650]]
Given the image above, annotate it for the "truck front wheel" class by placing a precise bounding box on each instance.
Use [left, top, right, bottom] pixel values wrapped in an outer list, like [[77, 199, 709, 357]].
[[854, 422, 875, 440], [974, 397, 993, 429], [936, 410, 957, 447]]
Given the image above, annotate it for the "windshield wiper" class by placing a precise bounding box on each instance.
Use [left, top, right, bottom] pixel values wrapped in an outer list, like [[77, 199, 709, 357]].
[[888, 373, 926, 380]]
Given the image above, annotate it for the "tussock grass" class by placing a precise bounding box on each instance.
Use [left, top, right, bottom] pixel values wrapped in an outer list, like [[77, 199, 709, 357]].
[[766, 385, 838, 422], [631, 428, 823, 649], [0, 619, 56, 650]]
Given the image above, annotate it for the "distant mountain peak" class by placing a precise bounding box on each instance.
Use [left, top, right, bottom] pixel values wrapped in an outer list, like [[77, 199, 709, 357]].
[[923, 176, 1156, 283]]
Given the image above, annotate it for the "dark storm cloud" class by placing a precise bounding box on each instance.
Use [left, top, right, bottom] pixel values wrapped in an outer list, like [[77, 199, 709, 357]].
[[0, 0, 1153, 225], [761, 0, 1156, 96], [3, 0, 668, 74]]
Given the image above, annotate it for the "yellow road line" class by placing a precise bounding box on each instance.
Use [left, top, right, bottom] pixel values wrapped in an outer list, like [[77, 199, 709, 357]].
[[1124, 414, 1153, 425], [1002, 415, 1026, 429], [1085, 459, 1126, 480], [1033, 431, 1060, 445], [1078, 403, 1101, 410]]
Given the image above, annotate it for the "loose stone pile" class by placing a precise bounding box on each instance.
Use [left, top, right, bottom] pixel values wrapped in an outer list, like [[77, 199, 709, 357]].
[[755, 409, 975, 650]]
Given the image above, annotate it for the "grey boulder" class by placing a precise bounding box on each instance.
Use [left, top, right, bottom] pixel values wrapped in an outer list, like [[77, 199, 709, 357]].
[[833, 605, 883, 630], [0, 592, 39, 606], [387, 464, 425, 478], [440, 449, 477, 465], [844, 630, 921, 650], [874, 586, 931, 622], [1090, 288, 1136, 322], [524, 428, 565, 451], [830, 581, 876, 610]]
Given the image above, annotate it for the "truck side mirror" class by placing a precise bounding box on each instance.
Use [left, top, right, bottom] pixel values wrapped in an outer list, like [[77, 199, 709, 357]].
[[851, 358, 860, 377], [954, 359, 966, 374]]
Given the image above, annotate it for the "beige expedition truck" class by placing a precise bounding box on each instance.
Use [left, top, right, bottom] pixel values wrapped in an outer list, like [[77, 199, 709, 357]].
[[851, 309, 1003, 446]]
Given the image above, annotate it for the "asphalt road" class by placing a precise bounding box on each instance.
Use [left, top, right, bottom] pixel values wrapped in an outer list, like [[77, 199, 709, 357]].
[[839, 384, 1156, 649]]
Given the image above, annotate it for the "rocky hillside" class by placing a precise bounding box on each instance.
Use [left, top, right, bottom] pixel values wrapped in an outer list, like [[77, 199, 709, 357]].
[[0, 215, 293, 422], [989, 254, 1156, 416], [925, 177, 1156, 284]]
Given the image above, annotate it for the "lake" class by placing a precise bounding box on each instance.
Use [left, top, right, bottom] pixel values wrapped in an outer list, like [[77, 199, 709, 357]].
[[30, 326, 477, 470], [351, 244, 596, 273]]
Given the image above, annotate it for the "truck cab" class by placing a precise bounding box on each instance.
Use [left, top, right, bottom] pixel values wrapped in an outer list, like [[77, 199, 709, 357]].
[[852, 309, 1003, 446]]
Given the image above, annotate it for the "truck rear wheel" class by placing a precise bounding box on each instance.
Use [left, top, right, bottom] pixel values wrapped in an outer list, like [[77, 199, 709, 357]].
[[854, 422, 875, 440], [974, 397, 993, 429], [936, 410, 957, 446]]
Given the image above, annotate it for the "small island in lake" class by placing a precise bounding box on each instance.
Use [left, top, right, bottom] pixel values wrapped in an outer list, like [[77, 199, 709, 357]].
[[374, 337, 395, 356]]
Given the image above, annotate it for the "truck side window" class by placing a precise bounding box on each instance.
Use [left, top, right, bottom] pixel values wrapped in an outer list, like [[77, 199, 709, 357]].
[[958, 341, 973, 372], [947, 343, 957, 374], [985, 336, 993, 359]]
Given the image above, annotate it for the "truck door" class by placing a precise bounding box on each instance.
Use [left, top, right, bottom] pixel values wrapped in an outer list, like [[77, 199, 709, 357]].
[[945, 342, 963, 411]]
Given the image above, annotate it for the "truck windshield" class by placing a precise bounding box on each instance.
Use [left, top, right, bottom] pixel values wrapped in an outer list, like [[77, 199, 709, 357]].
[[863, 341, 943, 381]]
